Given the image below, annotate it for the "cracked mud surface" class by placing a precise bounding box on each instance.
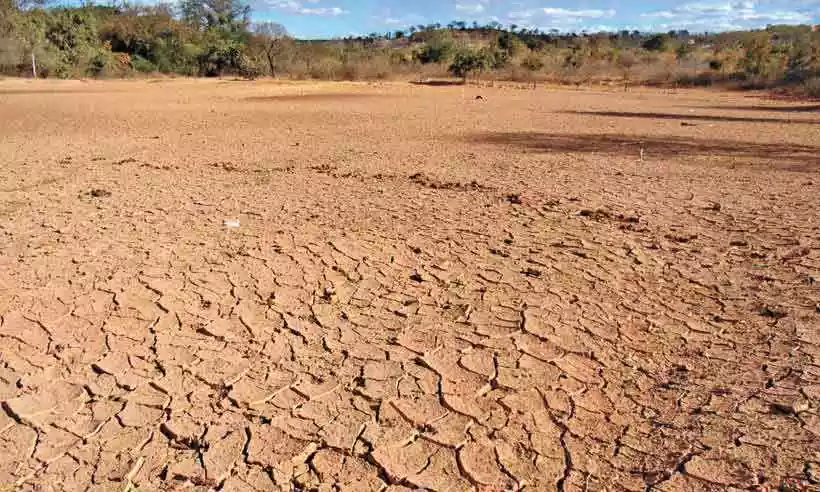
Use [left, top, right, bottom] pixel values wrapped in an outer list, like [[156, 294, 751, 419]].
[[0, 79, 818, 491]]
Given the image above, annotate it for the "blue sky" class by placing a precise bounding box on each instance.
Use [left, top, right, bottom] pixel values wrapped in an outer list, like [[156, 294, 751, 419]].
[[250, 0, 820, 38]]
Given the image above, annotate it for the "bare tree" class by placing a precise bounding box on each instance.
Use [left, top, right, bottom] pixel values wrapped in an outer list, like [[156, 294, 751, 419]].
[[252, 21, 288, 77]]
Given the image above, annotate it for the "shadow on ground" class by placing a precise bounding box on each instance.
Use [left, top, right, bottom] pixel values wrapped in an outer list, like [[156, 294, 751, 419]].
[[563, 110, 820, 125], [704, 105, 820, 113], [246, 93, 392, 102], [409, 80, 466, 86], [0, 89, 112, 95], [466, 132, 820, 170]]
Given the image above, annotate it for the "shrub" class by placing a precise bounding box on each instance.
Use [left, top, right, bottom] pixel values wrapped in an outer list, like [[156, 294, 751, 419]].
[[564, 45, 587, 69], [131, 54, 156, 72], [804, 77, 820, 98], [616, 51, 639, 81], [643, 34, 669, 52], [1, 5, 818, 99], [449, 48, 490, 79], [742, 32, 774, 77], [521, 52, 544, 72], [415, 35, 454, 64], [497, 31, 524, 58], [480, 46, 508, 70], [675, 42, 693, 61], [88, 50, 107, 75]]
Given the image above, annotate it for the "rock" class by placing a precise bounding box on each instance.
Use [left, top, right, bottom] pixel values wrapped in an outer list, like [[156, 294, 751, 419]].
[[506, 194, 523, 205], [2, 380, 85, 425], [203, 428, 246, 482], [759, 306, 787, 319], [92, 352, 130, 376], [246, 424, 313, 469], [229, 377, 289, 408], [684, 455, 756, 487], [772, 400, 810, 415], [806, 462, 820, 484], [161, 418, 205, 449], [117, 401, 164, 427], [88, 188, 112, 198]]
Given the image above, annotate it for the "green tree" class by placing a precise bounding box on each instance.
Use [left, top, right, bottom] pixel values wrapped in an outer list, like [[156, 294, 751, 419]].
[[0, 0, 14, 33], [180, 0, 249, 33], [675, 41, 693, 61], [179, 0, 250, 75], [742, 31, 773, 77], [414, 34, 453, 64], [101, 5, 201, 75], [642, 34, 669, 52], [0, 0, 20, 71], [564, 43, 588, 69], [449, 47, 490, 80], [198, 29, 244, 75], [497, 31, 523, 59], [520, 51, 544, 87], [786, 33, 817, 81]]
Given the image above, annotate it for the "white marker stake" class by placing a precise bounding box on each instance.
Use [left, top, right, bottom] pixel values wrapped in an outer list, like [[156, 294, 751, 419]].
[[31, 53, 36, 78]]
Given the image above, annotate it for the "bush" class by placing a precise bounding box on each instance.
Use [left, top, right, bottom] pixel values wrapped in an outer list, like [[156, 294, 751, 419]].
[[804, 77, 820, 98], [643, 34, 669, 52], [88, 49, 110, 76], [742, 32, 774, 77], [564, 46, 587, 69], [675, 42, 693, 61], [131, 54, 156, 72], [497, 31, 524, 58], [415, 35, 454, 64], [521, 52, 544, 72], [1, 5, 818, 99], [449, 48, 490, 79], [0, 35, 24, 73]]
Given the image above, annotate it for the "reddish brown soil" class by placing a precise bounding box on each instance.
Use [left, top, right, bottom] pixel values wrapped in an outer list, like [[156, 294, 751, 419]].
[[0, 78, 818, 491]]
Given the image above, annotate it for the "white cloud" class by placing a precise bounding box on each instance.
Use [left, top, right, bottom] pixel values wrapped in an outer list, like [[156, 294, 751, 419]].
[[298, 6, 346, 16], [640, 0, 814, 30], [508, 6, 616, 21], [540, 7, 616, 18], [262, 0, 348, 16], [499, 0, 816, 33], [370, 10, 427, 28], [455, 1, 488, 14], [642, 11, 677, 19], [505, 5, 616, 30]]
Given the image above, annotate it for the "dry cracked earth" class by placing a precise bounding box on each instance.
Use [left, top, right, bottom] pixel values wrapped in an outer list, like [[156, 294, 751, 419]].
[[0, 79, 818, 491]]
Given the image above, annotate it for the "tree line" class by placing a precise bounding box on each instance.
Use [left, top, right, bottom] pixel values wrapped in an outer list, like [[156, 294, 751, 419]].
[[0, 0, 818, 96]]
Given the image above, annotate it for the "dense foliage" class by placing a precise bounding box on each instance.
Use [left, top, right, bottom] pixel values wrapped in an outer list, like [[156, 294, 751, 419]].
[[1, 0, 818, 95]]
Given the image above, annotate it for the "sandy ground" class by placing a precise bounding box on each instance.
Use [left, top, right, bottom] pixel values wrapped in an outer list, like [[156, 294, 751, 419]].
[[0, 78, 818, 491]]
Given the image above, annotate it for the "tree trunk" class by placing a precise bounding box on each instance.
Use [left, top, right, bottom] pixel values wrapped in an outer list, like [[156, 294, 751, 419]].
[[266, 49, 275, 77]]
